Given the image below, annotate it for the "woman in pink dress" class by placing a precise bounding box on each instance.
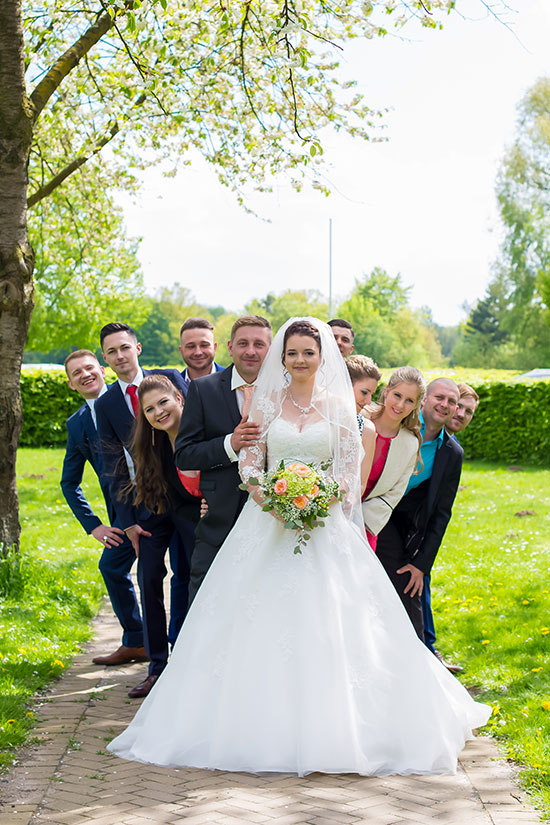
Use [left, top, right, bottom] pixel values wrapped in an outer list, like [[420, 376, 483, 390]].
[[348, 365, 425, 551]]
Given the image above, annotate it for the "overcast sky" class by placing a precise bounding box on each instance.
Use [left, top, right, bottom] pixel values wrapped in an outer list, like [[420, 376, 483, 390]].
[[118, 0, 550, 327]]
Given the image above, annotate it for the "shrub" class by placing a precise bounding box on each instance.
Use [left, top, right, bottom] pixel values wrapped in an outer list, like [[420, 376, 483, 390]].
[[20, 369, 550, 464], [20, 369, 81, 447], [456, 382, 550, 466]]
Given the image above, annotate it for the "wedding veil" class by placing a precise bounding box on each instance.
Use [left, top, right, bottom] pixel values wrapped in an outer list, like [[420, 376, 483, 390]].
[[239, 317, 365, 536]]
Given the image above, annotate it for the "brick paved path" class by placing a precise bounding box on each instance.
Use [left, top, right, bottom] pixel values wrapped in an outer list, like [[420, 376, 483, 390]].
[[0, 605, 544, 825]]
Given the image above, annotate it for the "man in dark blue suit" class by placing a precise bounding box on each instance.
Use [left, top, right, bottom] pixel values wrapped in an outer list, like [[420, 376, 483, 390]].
[[61, 350, 146, 666], [96, 322, 191, 698], [376, 379, 463, 659], [178, 317, 224, 398]]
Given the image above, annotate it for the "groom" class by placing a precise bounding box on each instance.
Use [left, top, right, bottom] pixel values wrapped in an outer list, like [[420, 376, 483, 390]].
[[175, 315, 272, 603]]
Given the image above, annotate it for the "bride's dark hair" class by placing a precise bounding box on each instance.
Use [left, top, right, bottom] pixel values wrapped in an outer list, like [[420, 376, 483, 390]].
[[282, 320, 322, 359]]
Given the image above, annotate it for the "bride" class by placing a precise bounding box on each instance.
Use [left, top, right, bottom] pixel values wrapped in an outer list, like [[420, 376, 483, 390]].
[[108, 318, 490, 776]]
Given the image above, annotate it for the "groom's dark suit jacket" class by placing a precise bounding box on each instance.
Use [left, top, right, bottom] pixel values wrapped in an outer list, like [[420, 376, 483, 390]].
[[384, 430, 463, 574], [61, 400, 115, 533], [174, 365, 249, 552]]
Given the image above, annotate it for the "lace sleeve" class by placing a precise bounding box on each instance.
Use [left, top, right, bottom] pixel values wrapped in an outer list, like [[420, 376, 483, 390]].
[[333, 418, 363, 524], [238, 394, 276, 484], [239, 438, 267, 484]]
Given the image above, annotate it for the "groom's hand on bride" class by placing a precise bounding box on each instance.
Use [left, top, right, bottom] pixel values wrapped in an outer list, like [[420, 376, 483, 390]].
[[397, 563, 424, 598], [230, 418, 261, 453]]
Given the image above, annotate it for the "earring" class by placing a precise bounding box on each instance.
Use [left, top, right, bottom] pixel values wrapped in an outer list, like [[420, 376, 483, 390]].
[[151, 427, 155, 446]]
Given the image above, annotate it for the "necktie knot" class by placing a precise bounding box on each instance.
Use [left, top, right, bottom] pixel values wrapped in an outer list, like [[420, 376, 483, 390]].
[[126, 384, 140, 418]]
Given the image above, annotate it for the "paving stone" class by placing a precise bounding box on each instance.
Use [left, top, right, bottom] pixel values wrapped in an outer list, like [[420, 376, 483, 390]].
[[0, 598, 546, 825]]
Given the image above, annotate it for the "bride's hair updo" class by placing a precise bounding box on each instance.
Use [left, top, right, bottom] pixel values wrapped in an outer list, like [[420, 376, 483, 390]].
[[282, 321, 322, 360]]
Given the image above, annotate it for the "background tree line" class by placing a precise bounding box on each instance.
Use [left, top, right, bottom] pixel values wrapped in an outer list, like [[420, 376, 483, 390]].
[[25, 76, 550, 373], [24, 270, 446, 368]]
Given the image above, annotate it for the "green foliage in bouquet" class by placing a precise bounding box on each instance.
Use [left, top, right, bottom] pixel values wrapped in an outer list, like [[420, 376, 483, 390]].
[[240, 460, 341, 554]]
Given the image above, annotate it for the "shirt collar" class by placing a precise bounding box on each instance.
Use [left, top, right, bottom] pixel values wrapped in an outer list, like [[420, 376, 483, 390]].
[[118, 366, 144, 395], [85, 383, 107, 411], [182, 362, 217, 383], [419, 411, 445, 447], [231, 365, 255, 390]]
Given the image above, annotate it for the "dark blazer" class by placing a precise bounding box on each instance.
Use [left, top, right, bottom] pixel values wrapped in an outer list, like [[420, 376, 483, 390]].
[[180, 362, 224, 398], [158, 435, 202, 525], [61, 401, 114, 533], [393, 430, 463, 574], [175, 365, 248, 549], [95, 368, 186, 529]]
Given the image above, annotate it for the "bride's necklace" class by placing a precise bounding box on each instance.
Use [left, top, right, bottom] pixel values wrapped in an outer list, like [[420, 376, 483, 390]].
[[288, 389, 314, 415]]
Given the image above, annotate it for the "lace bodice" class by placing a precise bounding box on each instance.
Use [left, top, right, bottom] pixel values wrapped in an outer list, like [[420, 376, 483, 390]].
[[266, 418, 332, 471]]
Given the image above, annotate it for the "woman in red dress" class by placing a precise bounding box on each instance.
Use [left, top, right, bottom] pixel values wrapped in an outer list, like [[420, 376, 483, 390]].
[[352, 365, 425, 551]]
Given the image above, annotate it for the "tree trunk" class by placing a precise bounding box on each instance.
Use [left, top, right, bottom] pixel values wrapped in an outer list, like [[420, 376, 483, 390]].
[[0, 0, 36, 556]]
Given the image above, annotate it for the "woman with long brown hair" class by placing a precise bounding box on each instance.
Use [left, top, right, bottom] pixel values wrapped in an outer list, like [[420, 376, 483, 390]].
[[131, 374, 202, 517], [360, 366, 425, 551], [126, 375, 201, 676]]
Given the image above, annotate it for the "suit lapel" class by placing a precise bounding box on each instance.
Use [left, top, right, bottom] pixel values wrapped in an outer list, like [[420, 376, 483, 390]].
[[109, 381, 134, 442], [427, 435, 451, 513], [220, 367, 241, 427]]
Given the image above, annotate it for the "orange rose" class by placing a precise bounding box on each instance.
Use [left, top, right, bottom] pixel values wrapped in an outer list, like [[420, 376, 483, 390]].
[[310, 484, 320, 497], [274, 478, 288, 495], [293, 464, 311, 478], [293, 495, 309, 510]]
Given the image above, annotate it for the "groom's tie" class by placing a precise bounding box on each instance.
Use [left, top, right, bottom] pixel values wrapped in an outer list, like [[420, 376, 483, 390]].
[[238, 384, 254, 420]]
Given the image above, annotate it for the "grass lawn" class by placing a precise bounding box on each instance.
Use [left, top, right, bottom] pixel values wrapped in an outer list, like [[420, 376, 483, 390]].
[[0, 449, 105, 772], [0, 452, 549, 818], [434, 461, 550, 817]]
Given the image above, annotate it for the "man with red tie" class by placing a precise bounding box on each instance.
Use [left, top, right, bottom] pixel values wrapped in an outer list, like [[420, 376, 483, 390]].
[[96, 322, 188, 698]]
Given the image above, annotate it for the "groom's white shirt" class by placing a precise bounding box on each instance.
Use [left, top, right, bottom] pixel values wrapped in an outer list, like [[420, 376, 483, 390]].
[[223, 366, 257, 463]]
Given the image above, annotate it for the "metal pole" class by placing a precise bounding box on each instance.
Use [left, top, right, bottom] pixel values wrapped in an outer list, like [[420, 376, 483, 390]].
[[328, 218, 333, 318]]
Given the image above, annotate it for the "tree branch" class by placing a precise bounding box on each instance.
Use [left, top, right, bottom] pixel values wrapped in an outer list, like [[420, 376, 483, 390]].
[[29, 10, 115, 120], [27, 121, 120, 207]]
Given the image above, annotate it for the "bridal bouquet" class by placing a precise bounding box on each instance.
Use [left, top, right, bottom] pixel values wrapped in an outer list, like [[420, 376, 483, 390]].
[[240, 460, 341, 554]]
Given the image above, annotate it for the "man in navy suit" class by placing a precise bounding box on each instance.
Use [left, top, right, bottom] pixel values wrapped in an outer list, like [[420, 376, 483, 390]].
[[61, 350, 146, 666], [376, 379, 463, 655], [96, 322, 190, 698], [178, 317, 224, 398]]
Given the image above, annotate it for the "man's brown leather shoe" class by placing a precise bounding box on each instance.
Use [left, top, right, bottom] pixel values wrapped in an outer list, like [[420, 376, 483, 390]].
[[434, 649, 463, 675], [92, 645, 148, 666], [128, 674, 158, 698]]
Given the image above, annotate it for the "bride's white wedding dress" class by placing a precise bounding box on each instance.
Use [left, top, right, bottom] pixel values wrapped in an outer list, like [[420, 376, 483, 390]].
[[108, 417, 491, 776]]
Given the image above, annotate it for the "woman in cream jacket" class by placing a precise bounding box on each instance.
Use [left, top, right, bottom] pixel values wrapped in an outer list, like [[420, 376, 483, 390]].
[[350, 364, 425, 551]]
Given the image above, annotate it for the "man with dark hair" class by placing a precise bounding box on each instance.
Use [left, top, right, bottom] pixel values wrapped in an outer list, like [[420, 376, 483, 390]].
[[61, 349, 146, 666], [96, 323, 191, 698], [175, 315, 272, 603], [328, 319, 355, 357], [376, 378, 463, 657], [179, 317, 223, 396]]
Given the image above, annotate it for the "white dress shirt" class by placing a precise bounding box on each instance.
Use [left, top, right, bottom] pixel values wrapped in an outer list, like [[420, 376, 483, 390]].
[[86, 384, 108, 429], [223, 366, 256, 463], [116, 367, 144, 480]]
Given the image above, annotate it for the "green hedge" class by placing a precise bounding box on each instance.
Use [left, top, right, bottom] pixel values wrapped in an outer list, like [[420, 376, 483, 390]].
[[456, 382, 550, 466], [20, 371, 550, 464], [20, 369, 82, 447]]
